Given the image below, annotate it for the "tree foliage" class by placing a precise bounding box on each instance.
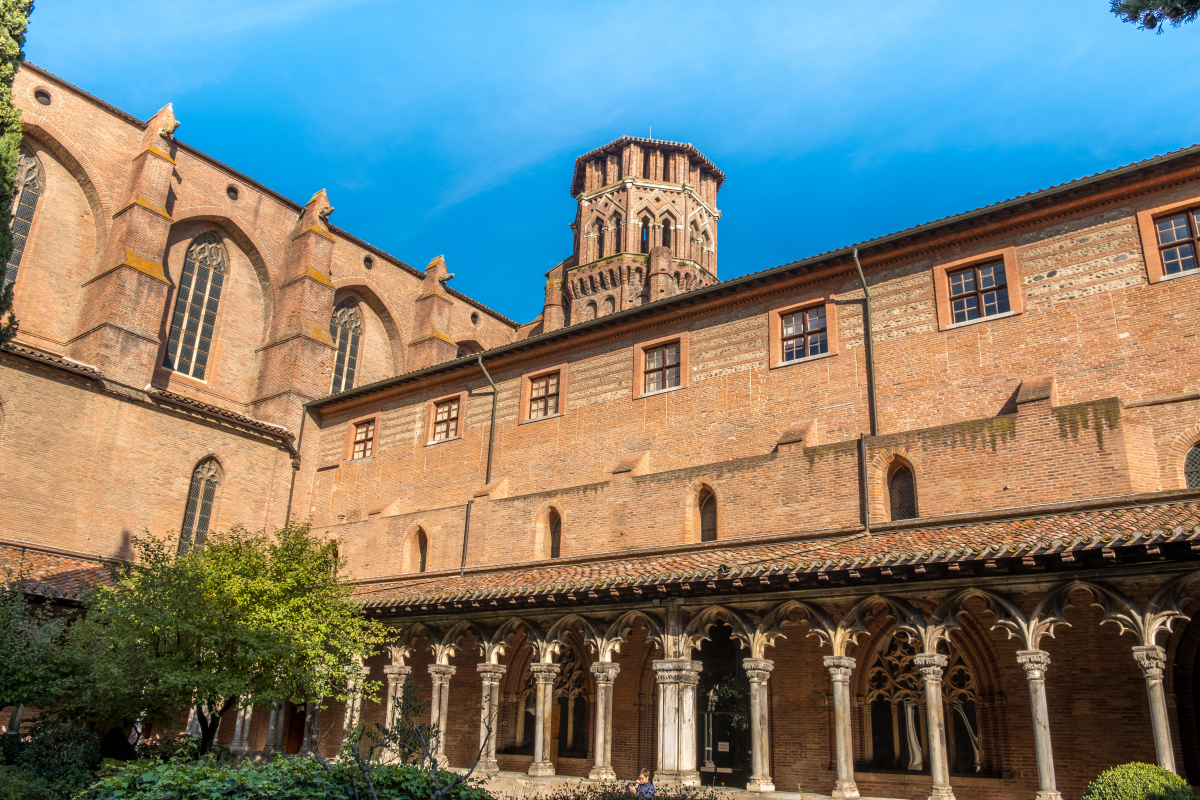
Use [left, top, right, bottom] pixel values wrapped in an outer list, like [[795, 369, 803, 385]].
[[0, 575, 65, 714], [1080, 762, 1193, 800], [0, 0, 32, 347], [1111, 1, 1200, 30], [55, 523, 386, 755]]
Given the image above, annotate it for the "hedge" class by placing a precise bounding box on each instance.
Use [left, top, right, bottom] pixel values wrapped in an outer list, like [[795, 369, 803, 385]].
[[1080, 762, 1194, 800]]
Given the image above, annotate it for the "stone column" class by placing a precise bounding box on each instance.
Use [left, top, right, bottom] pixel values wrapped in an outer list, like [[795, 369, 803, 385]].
[[3, 705, 23, 735], [744, 658, 775, 793], [653, 659, 704, 786], [824, 655, 860, 799], [1014, 651, 1062, 800], [477, 664, 506, 775], [384, 665, 413, 727], [230, 706, 254, 755], [341, 661, 367, 747], [589, 662, 621, 780], [428, 664, 456, 765], [528, 663, 561, 776], [297, 701, 322, 756], [258, 704, 283, 757], [1133, 645, 1176, 773], [915, 654, 955, 800]]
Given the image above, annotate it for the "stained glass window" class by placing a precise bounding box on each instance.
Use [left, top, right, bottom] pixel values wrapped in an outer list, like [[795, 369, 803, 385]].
[[330, 300, 362, 394], [163, 233, 226, 380]]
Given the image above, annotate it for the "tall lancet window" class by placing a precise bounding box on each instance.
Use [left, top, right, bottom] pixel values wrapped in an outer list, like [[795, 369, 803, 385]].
[[4, 146, 43, 291], [179, 458, 222, 554], [329, 299, 363, 394], [164, 233, 226, 380]]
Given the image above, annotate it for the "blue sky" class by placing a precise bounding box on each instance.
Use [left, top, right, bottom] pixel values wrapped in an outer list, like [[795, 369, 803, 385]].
[[26, 1, 1199, 323]]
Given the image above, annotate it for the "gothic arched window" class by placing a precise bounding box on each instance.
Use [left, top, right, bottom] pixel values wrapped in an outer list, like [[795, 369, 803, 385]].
[[329, 299, 362, 394], [889, 464, 917, 520], [179, 458, 222, 553], [1186, 444, 1200, 488], [409, 528, 428, 573], [699, 487, 717, 542], [549, 509, 562, 558], [662, 218, 673, 250], [164, 233, 226, 380], [864, 635, 982, 775], [611, 215, 622, 254], [640, 217, 651, 254], [4, 146, 43, 292]]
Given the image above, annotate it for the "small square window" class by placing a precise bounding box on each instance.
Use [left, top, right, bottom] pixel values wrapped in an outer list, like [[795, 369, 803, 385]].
[[948, 261, 1010, 324], [433, 399, 459, 442], [644, 342, 681, 394], [352, 420, 375, 459], [781, 305, 828, 362], [1154, 210, 1199, 276], [529, 372, 560, 419]]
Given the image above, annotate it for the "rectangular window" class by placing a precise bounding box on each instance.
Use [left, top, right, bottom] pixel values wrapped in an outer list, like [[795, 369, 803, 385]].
[[1155, 211, 1199, 276], [948, 260, 1010, 324], [529, 372, 560, 419], [644, 342, 681, 394], [433, 399, 459, 442], [781, 305, 828, 362], [352, 420, 375, 459]]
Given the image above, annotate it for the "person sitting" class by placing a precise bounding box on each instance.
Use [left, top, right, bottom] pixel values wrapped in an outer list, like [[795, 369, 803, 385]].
[[628, 768, 655, 797]]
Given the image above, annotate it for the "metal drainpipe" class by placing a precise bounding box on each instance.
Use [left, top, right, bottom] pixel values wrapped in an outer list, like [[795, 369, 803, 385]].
[[853, 247, 880, 534], [461, 355, 499, 576]]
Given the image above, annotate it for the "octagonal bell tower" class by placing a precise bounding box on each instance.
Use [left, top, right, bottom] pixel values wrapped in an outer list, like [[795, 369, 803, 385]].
[[548, 137, 723, 328]]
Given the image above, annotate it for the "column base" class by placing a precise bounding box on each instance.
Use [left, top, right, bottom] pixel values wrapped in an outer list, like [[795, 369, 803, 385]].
[[478, 759, 498, 775], [297, 746, 318, 757], [1035, 792, 1063, 800], [833, 779, 861, 798], [677, 771, 701, 787], [257, 745, 280, 759], [589, 766, 617, 781], [746, 776, 775, 792], [528, 760, 556, 777], [927, 785, 956, 800]]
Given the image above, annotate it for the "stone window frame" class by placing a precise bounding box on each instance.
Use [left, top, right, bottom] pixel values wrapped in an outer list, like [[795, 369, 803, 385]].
[[767, 294, 840, 370], [518, 362, 570, 425], [632, 331, 691, 400], [343, 411, 382, 462], [1136, 195, 1200, 284], [425, 391, 468, 446], [932, 247, 1023, 331], [179, 457, 224, 554], [162, 230, 233, 387]]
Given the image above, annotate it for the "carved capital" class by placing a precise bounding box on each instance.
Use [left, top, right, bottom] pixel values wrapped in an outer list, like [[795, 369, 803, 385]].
[[823, 655, 857, 684], [1133, 645, 1167, 680], [652, 658, 704, 686], [384, 664, 412, 686], [914, 653, 947, 682], [1016, 649, 1051, 681], [743, 658, 774, 685], [591, 662, 621, 686], [427, 664, 456, 684], [477, 663, 507, 686], [530, 663, 561, 685]]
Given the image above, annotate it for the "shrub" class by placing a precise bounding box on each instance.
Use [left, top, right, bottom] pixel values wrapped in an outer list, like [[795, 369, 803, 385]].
[[78, 755, 495, 800], [527, 781, 717, 800], [0, 725, 101, 800], [1081, 762, 1193, 800]]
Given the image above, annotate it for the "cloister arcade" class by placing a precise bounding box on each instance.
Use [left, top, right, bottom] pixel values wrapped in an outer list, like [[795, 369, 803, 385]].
[[233, 568, 1200, 800]]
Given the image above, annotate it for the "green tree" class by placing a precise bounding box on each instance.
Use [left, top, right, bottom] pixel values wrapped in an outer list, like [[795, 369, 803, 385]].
[[1111, 1, 1200, 30], [0, 575, 65, 717], [0, 0, 33, 348], [56, 523, 386, 755]]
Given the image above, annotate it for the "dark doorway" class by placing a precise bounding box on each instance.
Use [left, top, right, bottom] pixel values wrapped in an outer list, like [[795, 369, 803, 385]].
[[283, 702, 306, 754], [696, 624, 751, 788]]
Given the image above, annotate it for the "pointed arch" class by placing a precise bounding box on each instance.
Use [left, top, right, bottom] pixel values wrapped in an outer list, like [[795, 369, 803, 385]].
[[179, 457, 223, 553], [684, 478, 720, 543], [870, 448, 920, 522], [21, 113, 113, 247], [610, 213, 623, 255], [640, 216, 651, 254], [402, 524, 429, 574], [535, 503, 566, 559], [329, 298, 362, 394], [3, 145, 42, 292], [660, 213, 675, 251], [163, 232, 227, 380]]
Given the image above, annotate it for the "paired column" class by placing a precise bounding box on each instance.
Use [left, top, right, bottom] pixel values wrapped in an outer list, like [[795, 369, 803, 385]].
[[427, 664, 456, 765], [1133, 645, 1176, 773], [914, 654, 956, 800], [477, 664, 506, 774], [589, 662, 621, 780], [528, 663, 561, 776], [230, 706, 254, 755], [259, 704, 284, 757], [653, 659, 703, 786], [824, 656, 860, 799], [1016, 650, 1062, 800], [384, 665, 413, 727], [744, 658, 774, 793]]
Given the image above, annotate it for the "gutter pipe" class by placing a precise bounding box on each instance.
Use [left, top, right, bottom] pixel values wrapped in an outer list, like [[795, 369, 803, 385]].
[[283, 408, 307, 524], [461, 354, 499, 576], [853, 247, 879, 534]]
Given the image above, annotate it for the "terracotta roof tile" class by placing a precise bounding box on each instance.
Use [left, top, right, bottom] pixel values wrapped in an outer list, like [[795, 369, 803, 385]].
[[0, 543, 112, 602], [2, 343, 102, 377], [353, 499, 1200, 608]]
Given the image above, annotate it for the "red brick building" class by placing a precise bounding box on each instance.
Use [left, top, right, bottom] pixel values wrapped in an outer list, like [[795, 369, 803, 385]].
[[4, 61, 1200, 800]]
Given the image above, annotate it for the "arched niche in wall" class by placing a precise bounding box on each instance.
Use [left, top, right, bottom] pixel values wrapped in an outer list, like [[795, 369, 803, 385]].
[[332, 285, 402, 386]]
